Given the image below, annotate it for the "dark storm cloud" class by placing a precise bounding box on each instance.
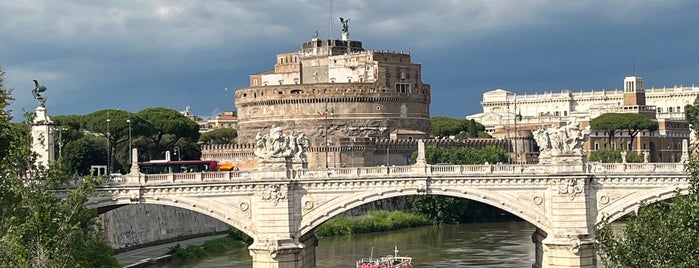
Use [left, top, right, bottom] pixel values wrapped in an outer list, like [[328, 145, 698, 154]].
[[1, 0, 698, 120]]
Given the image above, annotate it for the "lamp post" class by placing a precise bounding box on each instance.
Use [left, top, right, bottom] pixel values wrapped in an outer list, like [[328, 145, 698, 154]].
[[106, 114, 111, 174], [127, 118, 132, 163], [174, 147, 181, 161]]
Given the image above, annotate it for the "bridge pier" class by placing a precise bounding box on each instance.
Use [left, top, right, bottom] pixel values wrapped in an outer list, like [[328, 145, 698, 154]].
[[535, 175, 597, 268], [248, 230, 317, 268]]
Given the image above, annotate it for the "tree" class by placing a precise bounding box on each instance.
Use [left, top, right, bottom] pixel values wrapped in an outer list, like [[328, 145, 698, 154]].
[[200, 128, 237, 145], [59, 136, 108, 175], [591, 113, 658, 150], [589, 149, 643, 163], [430, 116, 467, 138], [594, 100, 699, 267], [431, 116, 489, 139], [0, 69, 119, 267], [136, 107, 200, 161], [82, 109, 132, 173]]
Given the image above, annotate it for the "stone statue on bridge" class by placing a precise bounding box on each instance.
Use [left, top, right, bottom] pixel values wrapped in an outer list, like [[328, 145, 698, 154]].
[[533, 121, 590, 165], [254, 126, 309, 164]]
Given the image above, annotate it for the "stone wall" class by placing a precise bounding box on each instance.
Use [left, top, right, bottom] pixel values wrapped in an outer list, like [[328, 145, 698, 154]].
[[100, 204, 230, 249]]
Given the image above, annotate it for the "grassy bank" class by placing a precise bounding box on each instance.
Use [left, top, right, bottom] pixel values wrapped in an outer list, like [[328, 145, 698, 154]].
[[167, 229, 252, 265], [315, 210, 431, 237]]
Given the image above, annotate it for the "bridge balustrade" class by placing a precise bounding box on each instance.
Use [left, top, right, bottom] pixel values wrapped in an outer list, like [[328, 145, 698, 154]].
[[100, 162, 686, 186], [588, 162, 684, 174]]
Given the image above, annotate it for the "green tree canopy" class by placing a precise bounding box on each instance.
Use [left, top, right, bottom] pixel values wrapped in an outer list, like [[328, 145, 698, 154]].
[[200, 128, 237, 145], [59, 136, 108, 175], [589, 149, 643, 163], [430, 116, 488, 139], [82, 109, 133, 173], [591, 113, 658, 149], [136, 107, 200, 161]]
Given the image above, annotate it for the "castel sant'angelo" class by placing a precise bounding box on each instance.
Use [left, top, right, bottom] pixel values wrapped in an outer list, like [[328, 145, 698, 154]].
[[202, 20, 505, 168]]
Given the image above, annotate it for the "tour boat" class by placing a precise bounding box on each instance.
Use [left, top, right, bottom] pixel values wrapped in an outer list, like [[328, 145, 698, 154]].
[[356, 246, 413, 268]]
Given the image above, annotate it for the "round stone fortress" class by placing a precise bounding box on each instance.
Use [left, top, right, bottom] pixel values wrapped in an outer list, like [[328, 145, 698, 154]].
[[235, 36, 431, 144]]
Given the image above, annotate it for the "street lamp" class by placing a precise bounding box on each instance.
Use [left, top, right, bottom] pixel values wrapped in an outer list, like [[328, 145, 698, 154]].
[[173, 147, 181, 161], [127, 117, 132, 163], [106, 114, 111, 174]]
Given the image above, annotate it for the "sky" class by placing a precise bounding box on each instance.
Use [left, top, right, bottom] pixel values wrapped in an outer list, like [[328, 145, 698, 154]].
[[2, 0, 699, 121]]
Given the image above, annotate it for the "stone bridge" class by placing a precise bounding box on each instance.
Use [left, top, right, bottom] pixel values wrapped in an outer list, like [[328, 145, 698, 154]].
[[92, 151, 689, 268]]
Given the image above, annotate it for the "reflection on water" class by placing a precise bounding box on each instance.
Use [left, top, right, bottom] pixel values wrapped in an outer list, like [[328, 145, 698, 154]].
[[160, 221, 536, 268]]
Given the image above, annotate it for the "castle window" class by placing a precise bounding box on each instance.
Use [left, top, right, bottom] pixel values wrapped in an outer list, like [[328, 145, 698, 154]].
[[669, 107, 674, 112], [253, 79, 259, 86], [594, 143, 599, 150], [395, 83, 411, 94], [677, 106, 681, 112], [564, 111, 568, 116]]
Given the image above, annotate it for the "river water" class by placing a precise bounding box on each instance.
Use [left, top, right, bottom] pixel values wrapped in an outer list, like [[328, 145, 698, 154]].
[[162, 221, 536, 268]]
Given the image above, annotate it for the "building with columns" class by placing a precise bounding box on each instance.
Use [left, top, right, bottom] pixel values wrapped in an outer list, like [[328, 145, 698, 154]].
[[467, 76, 695, 162]]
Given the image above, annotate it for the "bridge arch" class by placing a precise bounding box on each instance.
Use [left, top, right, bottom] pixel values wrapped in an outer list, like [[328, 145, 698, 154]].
[[87, 196, 258, 238], [597, 186, 690, 224], [299, 188, 551, 237]]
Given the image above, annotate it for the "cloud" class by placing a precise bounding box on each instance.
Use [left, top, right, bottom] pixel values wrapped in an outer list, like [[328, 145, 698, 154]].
[[1, 0, 698, 119]]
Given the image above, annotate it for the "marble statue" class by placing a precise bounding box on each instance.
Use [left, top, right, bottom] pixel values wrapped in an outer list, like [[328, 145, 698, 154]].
[[254, 126, 309, 163]]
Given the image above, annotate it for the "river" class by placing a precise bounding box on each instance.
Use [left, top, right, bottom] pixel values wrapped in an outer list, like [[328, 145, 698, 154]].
[[158, 221, 536, 268]]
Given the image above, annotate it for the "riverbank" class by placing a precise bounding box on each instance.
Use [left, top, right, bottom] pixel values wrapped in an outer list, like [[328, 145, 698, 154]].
[[115, 234, 227, 267]]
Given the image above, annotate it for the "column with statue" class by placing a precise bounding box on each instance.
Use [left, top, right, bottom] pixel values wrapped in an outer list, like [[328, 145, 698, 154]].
[[30, 80, 55, 169]]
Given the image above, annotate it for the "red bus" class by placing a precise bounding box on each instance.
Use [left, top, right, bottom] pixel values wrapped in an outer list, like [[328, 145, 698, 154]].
[[138, 160, 220, 174]]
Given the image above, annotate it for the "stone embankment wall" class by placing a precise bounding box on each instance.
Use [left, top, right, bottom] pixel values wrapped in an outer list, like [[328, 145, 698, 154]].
[[100, 204, 230, 249]]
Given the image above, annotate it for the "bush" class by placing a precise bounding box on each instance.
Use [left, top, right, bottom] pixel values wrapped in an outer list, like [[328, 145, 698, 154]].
[[315, 211, 431, 237]]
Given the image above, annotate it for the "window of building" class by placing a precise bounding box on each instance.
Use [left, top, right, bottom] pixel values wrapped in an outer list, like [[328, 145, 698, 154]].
[[253, 79, 259, 86], [677, 106, 681, 112], [627, 142, 631, 150], [642, 143, 647, 150], [594, 143, 599, 150], [395, 83, 411, 93], [669, 107, 674, 112], [564, 111, 568, 116]]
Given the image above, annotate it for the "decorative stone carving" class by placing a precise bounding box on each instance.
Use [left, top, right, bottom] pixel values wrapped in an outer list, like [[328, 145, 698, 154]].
[[533, 121, 590, 159], [260, 184, 288, 206], [557, 179, 584, 200], [532, 195, 543, 206], [263, 238, 280, 259], [254, 126, 309, 164]]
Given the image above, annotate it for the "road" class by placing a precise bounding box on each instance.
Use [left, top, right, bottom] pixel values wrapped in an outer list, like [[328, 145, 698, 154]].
[[115, 234, 228, 267]]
